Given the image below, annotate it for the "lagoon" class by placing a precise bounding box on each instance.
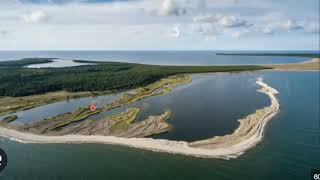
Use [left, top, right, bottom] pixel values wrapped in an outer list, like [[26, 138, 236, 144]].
[[5, 72, 269, 141]]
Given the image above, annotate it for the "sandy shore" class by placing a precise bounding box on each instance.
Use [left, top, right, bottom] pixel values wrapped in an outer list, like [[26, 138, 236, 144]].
[[266, 58, 320, 71], [25, 59, 95, 68], [0, 78, 279, 159]]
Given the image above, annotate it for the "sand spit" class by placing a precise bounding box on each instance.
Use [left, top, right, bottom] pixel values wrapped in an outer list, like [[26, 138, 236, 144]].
[[267, 58, 320, 71], [0, 78, 279, 159]]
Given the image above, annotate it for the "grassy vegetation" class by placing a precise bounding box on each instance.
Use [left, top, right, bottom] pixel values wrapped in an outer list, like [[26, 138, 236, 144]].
[[0, 75, 189, 119], [19, 76, 189, 134], [20, 106, 173, 137], [47, 107, 103, 131], [2, 115, 18, 123], [23, 106, 106, 133], [109, 108, 140, 132], [0, 91, 106, 115], [0, 58, 269, 97], [106, 75, 191, 109]]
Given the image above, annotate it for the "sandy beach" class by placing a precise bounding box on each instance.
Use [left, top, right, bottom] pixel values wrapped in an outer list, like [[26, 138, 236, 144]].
[[25, 59, 95, 68], [266, 58, 320, 71], [0, 78, 279, 159]]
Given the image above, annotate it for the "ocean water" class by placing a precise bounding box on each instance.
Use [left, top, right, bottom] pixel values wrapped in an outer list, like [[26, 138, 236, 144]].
[[0, 71, 319, 180], [0, 50, 315, 65]]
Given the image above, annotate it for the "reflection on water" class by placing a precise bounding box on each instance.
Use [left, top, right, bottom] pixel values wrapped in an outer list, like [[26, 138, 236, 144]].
[[3, 72, 270, 141], [0, 71, 319, 180], [88, 72, 270, 141], [3, 94, 120, 125]]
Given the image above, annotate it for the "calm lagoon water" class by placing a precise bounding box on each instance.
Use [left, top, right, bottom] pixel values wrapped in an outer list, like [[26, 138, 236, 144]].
[[2, 72, 269, 141], [86, 72, 269, 141], [0, 71, 319, 180], [2, 94, 120, 126]]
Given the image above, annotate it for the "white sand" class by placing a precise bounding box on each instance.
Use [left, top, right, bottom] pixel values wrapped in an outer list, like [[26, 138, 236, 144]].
[[266, 58, 320, 71], [0, 78, 279, 159], [25, 59, 95, 68]]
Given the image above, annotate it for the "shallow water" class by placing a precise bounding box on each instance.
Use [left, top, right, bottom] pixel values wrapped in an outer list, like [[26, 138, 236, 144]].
[[0, 71, 319, 180], [0, 94, 120, 125]]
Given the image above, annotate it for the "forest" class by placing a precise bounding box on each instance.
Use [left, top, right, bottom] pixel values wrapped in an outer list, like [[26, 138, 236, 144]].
[[0, 58, 269, 97]]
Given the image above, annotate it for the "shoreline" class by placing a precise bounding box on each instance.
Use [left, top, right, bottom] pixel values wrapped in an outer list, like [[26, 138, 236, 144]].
[[0, 78, 279, 159], [265, 58, 320, 71]]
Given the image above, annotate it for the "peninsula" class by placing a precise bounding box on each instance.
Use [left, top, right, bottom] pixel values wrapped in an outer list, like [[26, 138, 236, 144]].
[[0, 78, 279, 159], [266, 58, 320, 71], [0, 57, 319, 159]]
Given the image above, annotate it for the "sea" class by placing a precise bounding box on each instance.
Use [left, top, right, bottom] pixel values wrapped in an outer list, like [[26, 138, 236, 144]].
[[0, 50, 317, 65], [0, 51, 319, 180]]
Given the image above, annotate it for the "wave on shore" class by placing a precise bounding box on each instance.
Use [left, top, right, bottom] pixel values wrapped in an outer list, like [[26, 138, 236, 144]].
[[0, 78, 279, 159]]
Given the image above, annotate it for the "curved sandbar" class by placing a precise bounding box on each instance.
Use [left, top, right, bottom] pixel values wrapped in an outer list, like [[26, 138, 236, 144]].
[[0, 78, 279, 159]]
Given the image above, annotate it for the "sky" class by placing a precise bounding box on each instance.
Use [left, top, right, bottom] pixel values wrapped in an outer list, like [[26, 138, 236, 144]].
[[0, 0, 319, 50]]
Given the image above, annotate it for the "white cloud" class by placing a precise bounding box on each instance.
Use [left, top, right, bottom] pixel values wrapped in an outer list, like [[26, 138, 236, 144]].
[[281, 20, 302, 31], [262, 27, 274, 35], [231, 31, 248, 39], [260, 19, 310, 34], [193, 14, 214, 23], [156, 0, 207, 16], [260, 19, 311, 34], [216, 14, 249, 28], [231, 26, 276, 39], [193, 14, 250, 29], [23, 10, 49, 24], [157, 0, 186, 16], [169, 25, 181, 38], [191, 22, 218, 36], [0, 0, 318, 50], [302, 22, 320, 33]]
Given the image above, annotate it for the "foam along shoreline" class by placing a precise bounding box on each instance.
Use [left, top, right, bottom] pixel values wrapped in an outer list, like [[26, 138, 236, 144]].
[[0, 78, 279, 159]]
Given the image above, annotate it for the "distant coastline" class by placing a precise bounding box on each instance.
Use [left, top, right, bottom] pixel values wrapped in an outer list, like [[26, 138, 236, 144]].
[[265, 58, 320, 71], [216, 52, 320, 58]]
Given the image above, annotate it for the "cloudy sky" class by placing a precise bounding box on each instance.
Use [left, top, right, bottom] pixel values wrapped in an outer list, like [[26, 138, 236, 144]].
[[0, 0, 319, 50]]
